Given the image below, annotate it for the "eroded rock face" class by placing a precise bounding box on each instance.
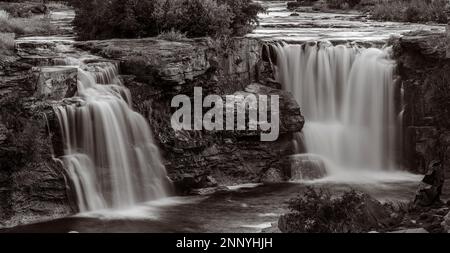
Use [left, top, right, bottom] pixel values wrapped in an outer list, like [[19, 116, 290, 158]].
[[396, 31, 450, 199], [414, 161, 445, 206], [76, 37, 265, 90], [81, 38, 305, 192], [0, 57, 74, 228]]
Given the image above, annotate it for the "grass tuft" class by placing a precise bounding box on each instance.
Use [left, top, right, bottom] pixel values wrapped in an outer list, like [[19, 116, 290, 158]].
[[157, 29, 188, 42]]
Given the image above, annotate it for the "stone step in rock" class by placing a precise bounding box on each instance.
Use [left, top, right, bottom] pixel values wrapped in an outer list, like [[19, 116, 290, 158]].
[[20, 56, 67, 67], [35, 66, 77, 100], [389, 228, 429, 233]]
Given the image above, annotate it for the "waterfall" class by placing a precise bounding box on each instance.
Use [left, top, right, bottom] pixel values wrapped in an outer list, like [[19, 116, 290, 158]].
[[55, 62, 171, 212], [273, 42, 400, 176]]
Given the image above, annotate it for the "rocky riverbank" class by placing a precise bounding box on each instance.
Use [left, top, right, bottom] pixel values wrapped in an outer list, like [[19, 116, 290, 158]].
[[1, 33, 306, 226]]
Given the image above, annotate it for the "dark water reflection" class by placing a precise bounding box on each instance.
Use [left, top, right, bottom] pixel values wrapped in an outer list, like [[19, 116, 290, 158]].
[[3, 180, 419, 233]]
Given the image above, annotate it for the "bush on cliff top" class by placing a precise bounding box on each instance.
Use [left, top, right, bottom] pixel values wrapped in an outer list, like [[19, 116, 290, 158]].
[[0, 8, 55, 36], [371, 0, 447, 23], [68, 0, 265, 40]]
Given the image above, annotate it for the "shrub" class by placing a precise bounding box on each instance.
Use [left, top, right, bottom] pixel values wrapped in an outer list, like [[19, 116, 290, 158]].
[[278, 187, 391, 233], [157, 29, 188, 41], [68, 0, 265, 40], [371, 0, 447, 24], [0, 9, 55, 35], [0, 32, 15, 54]]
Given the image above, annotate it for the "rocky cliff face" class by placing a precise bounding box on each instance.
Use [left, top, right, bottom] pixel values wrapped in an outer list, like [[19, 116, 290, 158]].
[[0, 36, 304, 226], [395, 31, 450, 199], [77, 37, 305, 192], [0, 56, 76, 228]]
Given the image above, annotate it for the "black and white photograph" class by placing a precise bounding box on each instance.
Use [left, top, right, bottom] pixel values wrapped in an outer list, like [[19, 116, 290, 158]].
[[1, 0, 450, 240]]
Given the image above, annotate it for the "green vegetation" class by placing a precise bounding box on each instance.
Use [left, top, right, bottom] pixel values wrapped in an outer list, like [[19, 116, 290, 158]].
[[68, 0, 265, 40]]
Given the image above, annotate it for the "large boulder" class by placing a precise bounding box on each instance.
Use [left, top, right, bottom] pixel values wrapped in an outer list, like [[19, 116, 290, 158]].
[[414, 160, 445, 207], [286, 154, 327, 181]]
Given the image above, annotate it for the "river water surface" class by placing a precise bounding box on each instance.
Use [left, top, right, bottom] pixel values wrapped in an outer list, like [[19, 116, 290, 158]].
[[3, 2, 441, 233]]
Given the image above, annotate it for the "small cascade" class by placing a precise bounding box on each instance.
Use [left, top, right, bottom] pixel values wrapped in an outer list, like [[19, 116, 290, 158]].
[[55, 62, 171, 212], [273, 42, 401, 177]]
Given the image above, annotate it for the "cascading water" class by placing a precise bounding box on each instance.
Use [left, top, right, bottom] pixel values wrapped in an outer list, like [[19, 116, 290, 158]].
[[273, 41, 401, 177], [55, 62, 171, 212]]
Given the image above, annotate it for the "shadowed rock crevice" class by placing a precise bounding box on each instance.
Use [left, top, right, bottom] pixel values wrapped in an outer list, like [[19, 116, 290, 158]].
[[395, 31, 450, 199]]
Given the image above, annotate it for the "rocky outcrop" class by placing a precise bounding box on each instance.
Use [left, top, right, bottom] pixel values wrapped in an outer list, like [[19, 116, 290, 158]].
[[395, 31, 450, 199], [414, 161, 445, 206], [77, 38, 304, 192], [0, 56, 75, 228], [76, 37, 265, 91]]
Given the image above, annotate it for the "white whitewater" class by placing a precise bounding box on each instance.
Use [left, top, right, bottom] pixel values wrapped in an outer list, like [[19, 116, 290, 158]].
[[55, 62, 171, 212], [274, 42, 402, 177]]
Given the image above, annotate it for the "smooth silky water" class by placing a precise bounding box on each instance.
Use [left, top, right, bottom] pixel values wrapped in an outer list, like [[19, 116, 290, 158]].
[[2, 4, 433, 232], [55, 63, 172, 212], [272, 42, 420, 183]]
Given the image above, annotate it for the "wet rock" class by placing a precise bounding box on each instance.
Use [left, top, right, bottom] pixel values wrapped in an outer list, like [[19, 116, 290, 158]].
[[35, 67, 77, 100], [260, 168, 285, 183], [173, 174, 220, 193], [190, 186, 229, 196], [285, 155, 327, 181], [125, 79, 303, 190], [389, 228, 429, 233], [261, 222, 281, 233], [441, 211, 450, 233], [30, 4, 47, 15], [414, 161, 445, 207]]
